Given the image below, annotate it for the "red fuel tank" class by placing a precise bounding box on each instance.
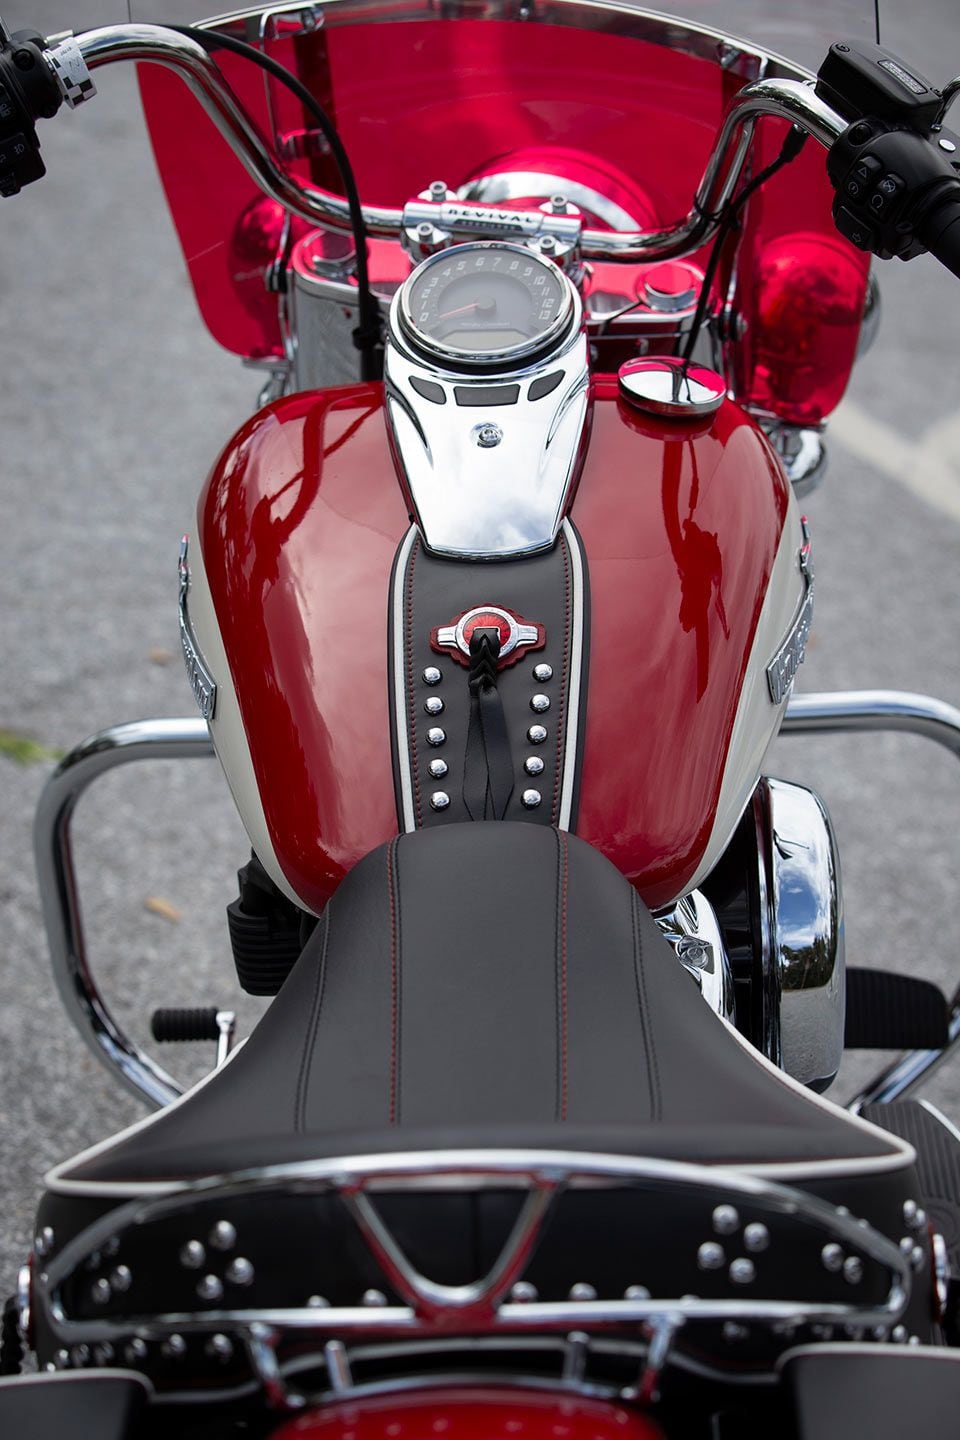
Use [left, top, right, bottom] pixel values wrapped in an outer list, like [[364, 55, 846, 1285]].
[[194, 378, 799, 914]]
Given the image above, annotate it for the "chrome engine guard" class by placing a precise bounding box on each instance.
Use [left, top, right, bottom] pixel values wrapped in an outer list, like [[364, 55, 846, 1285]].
[[32, 691, 960, 1112]]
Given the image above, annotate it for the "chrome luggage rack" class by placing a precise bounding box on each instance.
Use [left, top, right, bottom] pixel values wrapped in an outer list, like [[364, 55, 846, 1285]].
[[34, 1150, 911, 1409]]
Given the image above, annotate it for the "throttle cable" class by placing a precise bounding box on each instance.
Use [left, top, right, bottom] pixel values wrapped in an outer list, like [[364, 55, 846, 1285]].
[[166, 22, 382, 380]]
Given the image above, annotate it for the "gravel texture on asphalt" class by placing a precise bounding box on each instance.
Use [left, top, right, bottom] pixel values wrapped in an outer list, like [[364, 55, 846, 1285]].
[[0, 0, 958, 1319]]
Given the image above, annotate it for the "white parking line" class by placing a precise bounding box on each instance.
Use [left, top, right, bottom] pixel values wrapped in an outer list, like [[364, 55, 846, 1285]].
[[830, 400, 960, 525]]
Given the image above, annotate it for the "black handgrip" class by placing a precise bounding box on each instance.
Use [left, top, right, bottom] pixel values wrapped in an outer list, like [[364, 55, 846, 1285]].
[[919, 199, 960, 280], [151, 1007, 220, 1043]]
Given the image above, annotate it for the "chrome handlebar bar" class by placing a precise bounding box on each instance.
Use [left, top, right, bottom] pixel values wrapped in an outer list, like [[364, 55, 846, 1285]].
[[75, 23, 846, 263]]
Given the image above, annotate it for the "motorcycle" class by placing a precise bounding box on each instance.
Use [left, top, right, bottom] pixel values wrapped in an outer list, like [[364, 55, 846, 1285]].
[[2, 0, 960, 1433]]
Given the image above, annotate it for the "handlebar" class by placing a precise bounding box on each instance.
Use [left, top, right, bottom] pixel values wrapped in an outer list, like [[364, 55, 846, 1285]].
[[72, 22, 847, 266], [919, 199, 960, 279]]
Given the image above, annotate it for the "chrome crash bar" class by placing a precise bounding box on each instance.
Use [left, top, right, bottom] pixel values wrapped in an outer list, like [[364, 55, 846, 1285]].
[[33, 717, 214, 1110], [72, 23, 846, 263], [34, 691, 960, 1112], [781, 690, 960, 1110]]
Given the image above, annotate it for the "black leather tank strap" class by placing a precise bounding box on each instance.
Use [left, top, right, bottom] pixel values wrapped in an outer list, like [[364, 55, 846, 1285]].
[[388, 523, 589, 831]]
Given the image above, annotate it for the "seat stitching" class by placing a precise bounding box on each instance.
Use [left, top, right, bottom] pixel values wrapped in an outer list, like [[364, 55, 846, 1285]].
[[555, 828, 569, 1121], [631, 891, 661, 1122], [551, 533, 572, 824], [294, 909, 331, 1134], [388, 836, 401, 1125]]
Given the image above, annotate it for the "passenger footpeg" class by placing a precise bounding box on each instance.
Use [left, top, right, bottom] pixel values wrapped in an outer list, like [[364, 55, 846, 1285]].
[[845, 968, 949, 1049], [151, 1007, 236, 1068]]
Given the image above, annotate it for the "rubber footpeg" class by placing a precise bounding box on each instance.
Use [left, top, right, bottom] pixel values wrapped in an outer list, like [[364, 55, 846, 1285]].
[[860, 1099, 960, 1276], [845, 967, 948, 1049], [151, 1007, 220, 1043]]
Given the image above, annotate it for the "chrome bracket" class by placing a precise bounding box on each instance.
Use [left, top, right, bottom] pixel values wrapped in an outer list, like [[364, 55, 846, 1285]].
[[245, 1322, 307, 1410], [766, 517, 814, 704], [401, 197, 583, 264], [341, 1173, 562, 1325], [634, 1314, 684, 1406], [178, 537, 217, 721]]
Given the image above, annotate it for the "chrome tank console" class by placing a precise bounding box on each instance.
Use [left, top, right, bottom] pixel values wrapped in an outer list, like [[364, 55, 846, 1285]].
[[384, 241, 589, 558]]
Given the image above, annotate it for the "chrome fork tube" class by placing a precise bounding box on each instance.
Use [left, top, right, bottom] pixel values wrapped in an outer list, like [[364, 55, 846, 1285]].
[[33, 718, 215, 1109]]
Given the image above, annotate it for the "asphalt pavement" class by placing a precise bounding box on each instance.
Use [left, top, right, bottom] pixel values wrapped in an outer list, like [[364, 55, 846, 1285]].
[[0, 0, 959, 1310]]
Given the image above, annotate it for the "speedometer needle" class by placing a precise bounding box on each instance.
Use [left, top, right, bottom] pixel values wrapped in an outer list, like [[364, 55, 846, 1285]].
[[438, 298, 497, 320]]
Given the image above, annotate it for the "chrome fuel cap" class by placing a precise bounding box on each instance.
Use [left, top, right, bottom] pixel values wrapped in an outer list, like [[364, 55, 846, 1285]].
[[618, 356, 725, 418], [639, 260, 700, 313]]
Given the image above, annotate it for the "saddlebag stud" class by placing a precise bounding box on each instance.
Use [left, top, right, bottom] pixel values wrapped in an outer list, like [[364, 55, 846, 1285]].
[[107, 1267, 131, 1295], [209, 1220, 237, 1252], [179, 1241, 205, 1271], [821, 1243, 844, 1272], [729, 1258, 756, 1285], [510, 1282, 538, 1302], [743, 1223, 770, 1253], [712, 1204, 740, 1236], [196, 1275, 224, 1303], [697, 1242, 726, 1271], [34, 1227, 54, 1259]]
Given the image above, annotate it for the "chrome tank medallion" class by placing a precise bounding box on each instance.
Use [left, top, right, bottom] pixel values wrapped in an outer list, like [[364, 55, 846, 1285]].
[[385, 241, 589, 558]]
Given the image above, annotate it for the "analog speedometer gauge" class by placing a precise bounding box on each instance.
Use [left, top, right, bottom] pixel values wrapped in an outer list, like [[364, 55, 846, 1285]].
[[397, 242, 575, 369]]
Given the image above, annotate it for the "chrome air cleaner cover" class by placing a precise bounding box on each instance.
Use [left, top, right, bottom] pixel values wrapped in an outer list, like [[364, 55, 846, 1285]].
[[386, 241, 589, 559]]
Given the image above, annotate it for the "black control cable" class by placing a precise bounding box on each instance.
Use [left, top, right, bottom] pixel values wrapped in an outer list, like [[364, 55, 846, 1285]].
[[167, 23, 382, 380], [595, 125, 808, 350], [677, 123, 808, 367]]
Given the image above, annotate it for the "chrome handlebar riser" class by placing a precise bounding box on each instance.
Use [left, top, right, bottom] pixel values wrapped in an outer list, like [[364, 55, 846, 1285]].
[[73, 25, 846, 264]]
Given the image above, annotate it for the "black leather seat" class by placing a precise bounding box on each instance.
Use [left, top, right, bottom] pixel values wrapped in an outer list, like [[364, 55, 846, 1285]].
[[37, 824, 934, 1362], [48, 822, 909, 1186]]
